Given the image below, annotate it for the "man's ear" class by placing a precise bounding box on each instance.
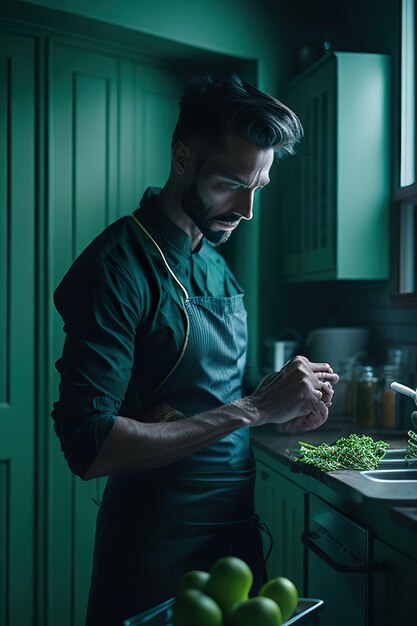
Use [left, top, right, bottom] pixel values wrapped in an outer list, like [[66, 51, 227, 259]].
[[171, 141, 190, 175]]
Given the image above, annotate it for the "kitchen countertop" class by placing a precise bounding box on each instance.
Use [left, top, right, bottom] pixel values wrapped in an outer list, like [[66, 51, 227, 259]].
[[390, 507, 417, 532], [251, 417, 417, 561], [251, 419, 417, 506]]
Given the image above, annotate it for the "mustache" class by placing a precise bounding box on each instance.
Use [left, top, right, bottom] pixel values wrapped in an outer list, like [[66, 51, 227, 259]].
[[213, 215, 241, 224]]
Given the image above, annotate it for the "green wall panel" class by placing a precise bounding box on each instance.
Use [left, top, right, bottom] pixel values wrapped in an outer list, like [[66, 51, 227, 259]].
[[49, 41, 119, 626], [0, 31, 35, 626], [137, 65, 183, 190], [73, 74, 109, 256], [0, 56, 10, 409], [0, 462, 7, 626]]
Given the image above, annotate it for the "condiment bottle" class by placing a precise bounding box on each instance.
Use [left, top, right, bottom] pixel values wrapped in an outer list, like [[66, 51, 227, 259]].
[[331, 359, 355, 416], [354, 365, 378, 428], [378, 365, 398, 429]]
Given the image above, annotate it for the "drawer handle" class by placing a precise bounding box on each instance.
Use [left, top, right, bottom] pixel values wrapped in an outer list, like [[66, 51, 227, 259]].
[[301, 531, 392, 575], [301, 531, 367, 573]]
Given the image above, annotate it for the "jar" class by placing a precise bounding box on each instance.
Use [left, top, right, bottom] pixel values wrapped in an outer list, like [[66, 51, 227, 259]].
[[378, 365, 398, 429], [387, 347, 404, 373], [331, 359, 356, 416], [354, 365, 378, 428]]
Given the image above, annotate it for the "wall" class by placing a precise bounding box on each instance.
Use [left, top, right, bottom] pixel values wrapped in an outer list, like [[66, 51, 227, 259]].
[[23, 0, 285, 88]]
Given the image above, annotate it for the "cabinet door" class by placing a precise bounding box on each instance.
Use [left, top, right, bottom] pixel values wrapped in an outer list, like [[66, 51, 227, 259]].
[[0, 32, 35, 625], [255, 460, 306, 592], [280, 59, 336, 279], [48, 41, 120, 626], [279, 84, 303, 277], [280, 53, 389, 282], [372, 539, 417, 626], [118, 60, 184, 216], [298, 59, 336, 276]]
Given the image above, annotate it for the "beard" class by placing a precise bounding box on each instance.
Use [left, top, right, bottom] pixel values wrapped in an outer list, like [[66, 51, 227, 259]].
[[181, 183, 239, 246]]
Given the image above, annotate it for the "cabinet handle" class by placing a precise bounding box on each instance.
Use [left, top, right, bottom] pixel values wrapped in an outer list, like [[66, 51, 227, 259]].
[[301, 531, 367, 573], [302, 531, 393, 574]]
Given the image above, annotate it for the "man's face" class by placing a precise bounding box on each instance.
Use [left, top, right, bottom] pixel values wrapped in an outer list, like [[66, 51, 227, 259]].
[[181, 132, 274, 245]]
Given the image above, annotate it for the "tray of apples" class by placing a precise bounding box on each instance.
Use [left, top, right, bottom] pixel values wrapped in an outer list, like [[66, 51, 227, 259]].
[[125, 556, 324, 626]]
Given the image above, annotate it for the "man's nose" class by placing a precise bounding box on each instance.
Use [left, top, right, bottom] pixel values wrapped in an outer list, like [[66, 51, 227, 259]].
[[236, 189, 255, 221]]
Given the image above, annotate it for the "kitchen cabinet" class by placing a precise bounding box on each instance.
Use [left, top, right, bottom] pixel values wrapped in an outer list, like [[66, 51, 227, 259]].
[[372, 539, 417, 626], [254, 451, 306, 592], [253, 433, 417, 626], [279, 52, 390, 281], [305, 494, 370, 626]]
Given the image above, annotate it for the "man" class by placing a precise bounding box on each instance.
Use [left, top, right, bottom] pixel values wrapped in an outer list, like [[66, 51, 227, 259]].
[[52, 74, 337, 625]]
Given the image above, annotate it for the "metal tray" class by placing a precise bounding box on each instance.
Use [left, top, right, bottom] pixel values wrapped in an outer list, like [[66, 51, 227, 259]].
[[124, 597, 324, 625]]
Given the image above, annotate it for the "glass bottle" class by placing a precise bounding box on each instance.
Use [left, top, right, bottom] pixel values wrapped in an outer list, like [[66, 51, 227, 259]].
[[378, 365, 398, 429], [354, 365, 378, 428], [331, 359, 355, 417]]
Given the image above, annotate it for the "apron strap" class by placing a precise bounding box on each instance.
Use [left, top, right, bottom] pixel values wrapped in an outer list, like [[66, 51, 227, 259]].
[[130, 214, 191, 403]]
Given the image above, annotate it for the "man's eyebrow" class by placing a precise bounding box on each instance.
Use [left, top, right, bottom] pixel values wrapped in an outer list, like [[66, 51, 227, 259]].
[[218, 174, 270, 187], [218, 174, 248, 185]]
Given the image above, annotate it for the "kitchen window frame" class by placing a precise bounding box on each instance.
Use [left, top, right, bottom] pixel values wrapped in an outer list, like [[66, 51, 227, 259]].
[[391, 183, 417, 307], [390, 0, 417, 308]]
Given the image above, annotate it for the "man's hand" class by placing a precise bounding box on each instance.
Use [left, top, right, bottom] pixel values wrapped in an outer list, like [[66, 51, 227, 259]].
[[236, 355, 339, 431]]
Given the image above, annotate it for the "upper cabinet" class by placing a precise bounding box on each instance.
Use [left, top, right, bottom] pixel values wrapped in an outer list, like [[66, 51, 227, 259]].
[[279, 52, 391, 281]]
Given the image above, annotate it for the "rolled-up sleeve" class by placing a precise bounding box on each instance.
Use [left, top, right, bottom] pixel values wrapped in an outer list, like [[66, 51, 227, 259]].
[[52, 260, 142, 478]]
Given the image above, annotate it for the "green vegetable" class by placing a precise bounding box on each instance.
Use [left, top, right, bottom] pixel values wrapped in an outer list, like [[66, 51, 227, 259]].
[[296, 434, 390, 471]]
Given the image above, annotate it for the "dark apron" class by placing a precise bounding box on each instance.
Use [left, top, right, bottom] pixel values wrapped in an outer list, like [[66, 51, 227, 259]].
[[85, 218, 266, 626]]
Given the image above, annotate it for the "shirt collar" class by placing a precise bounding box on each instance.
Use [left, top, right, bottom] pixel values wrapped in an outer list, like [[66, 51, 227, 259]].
[[134, 187, 203, 259]]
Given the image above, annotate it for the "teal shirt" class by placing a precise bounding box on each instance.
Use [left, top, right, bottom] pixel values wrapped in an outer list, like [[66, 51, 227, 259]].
[[52, 188, 258, 477]]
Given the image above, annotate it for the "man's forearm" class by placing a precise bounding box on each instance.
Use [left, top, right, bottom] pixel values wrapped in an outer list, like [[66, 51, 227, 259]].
[[83, 400, 252, 480], [82, 357, 338, 480]]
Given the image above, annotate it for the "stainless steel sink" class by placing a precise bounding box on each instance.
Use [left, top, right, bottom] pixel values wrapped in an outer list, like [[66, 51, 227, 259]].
[[378, 449, 414, 469], [379, 448, 408, 461], [377, 448, 417, 468], [361, 468, 417, 482], [367, 449, 417, 479]]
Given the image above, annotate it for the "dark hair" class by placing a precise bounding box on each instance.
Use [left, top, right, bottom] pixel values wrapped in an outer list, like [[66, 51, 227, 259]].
[[171, 73, 303, 159]]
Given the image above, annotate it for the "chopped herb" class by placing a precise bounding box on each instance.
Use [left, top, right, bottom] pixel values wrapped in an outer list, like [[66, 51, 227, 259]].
[[296, 434, 390, 472]]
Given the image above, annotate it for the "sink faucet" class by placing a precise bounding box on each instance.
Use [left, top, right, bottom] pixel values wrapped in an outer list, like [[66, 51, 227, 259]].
[[390, 382, 417, 429]]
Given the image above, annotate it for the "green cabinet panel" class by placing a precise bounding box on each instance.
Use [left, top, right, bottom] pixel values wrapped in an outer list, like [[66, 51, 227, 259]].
[[255, 457, 306, 592], [279, 52, 390, 281], [0, 32, 35, 626], [372, 539, 417, 626], [119, 59, 185, 210], [134, 64, 183, 190], [281, 57, 336, 277], [48, 41, 120, 626]]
